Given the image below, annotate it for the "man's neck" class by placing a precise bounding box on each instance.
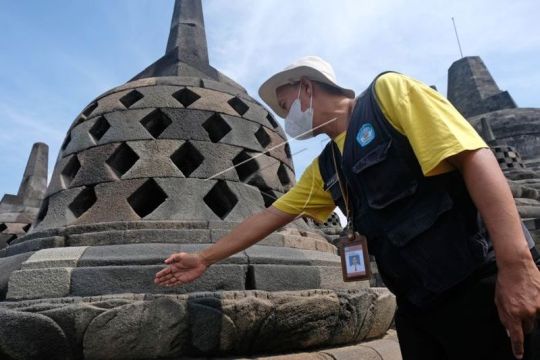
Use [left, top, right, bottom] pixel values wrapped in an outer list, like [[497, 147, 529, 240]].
[[325, 98, 356, 139], [321, 97, 357, 139]]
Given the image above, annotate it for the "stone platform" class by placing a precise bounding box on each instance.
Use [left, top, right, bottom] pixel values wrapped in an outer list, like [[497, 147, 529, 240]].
[[0, 288, 397, 360]]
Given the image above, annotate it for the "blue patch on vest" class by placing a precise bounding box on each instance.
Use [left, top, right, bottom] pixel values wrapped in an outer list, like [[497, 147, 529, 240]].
[[356, 123, 375, 147]]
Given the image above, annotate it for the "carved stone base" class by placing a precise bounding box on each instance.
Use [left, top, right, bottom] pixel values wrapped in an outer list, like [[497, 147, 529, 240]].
[[0, 288, 397, 359]]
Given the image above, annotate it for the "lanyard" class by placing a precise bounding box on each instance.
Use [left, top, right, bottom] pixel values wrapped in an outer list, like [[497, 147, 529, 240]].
[[329, 140, 355, 240]]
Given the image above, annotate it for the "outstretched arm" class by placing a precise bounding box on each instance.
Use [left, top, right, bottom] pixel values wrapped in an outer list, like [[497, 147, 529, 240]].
[[154, 206, 296, 287], [448, 148, 540, 360]]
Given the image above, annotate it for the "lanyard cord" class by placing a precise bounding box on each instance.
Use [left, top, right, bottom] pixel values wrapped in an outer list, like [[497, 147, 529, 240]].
[[329, 141, 354, 236]]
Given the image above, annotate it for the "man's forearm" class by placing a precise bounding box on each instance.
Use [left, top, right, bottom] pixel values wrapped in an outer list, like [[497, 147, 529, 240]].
[[199, 206, 295, 265], [451, 149, 533, 266]]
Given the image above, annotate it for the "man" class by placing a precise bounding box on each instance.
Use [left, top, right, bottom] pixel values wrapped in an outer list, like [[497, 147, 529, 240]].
[[348, 254, 364, 273], [155, 56, 540, 359]]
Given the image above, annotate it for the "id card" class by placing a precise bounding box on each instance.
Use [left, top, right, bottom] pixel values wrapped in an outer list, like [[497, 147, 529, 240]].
[[339, 233, 371, 282]]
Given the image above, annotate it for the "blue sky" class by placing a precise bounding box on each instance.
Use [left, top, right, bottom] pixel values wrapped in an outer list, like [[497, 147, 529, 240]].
[[1, 0, 539, 197]]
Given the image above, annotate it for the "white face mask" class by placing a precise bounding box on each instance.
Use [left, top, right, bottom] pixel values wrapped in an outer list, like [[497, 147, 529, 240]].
[[285, 85, 314, 140]]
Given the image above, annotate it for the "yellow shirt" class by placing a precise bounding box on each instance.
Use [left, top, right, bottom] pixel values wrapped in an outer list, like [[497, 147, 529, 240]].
[[272, 72, 488, 223]]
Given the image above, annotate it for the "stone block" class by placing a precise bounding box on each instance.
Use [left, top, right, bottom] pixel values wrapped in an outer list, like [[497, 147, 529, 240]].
[[0, 307, 69, 360], [365, 288, 397, 339], [69, 143, 122, 186], [83, 298, 187, 360], [68, 228, 212, 247], [318, 265, 369, 291], [220, 113, 269, 151], [160, 108, 215, 141], [21, 246, 88, 269], [70, 264, 247, 296], [249, 264, 321, 291], [6, 236, 65, 257], [246, 246, 340, 266], [118, 139, 185, 179], [39, 304, 107, 360], [7, 267, 73, 300], [0, 252, 33, 300], [77, 243, 247, 267]]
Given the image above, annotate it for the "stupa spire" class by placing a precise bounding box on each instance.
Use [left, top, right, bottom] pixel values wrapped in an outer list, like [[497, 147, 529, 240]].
[[166, 0, 209, 65], [131, 0, 218, 81]]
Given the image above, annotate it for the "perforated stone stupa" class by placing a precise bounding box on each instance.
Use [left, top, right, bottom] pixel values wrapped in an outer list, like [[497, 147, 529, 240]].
[[0, 1, 398, 359], [0, 143, 48, 250], [448, 56, 540, 244]]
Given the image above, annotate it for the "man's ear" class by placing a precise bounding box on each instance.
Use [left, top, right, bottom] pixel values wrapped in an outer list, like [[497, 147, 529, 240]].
[[299, 77, 313, 97]]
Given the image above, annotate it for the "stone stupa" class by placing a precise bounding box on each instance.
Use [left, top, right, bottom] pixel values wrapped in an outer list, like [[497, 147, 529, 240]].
[[448, 56, 540, 244], [0, 1, 398, 359]]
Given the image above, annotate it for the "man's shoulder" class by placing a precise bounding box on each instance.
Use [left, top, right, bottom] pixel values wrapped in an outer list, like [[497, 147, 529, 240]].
[[373, 71, 416, 90]]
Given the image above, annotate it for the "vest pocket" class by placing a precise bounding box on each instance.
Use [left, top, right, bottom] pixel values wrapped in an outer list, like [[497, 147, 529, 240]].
[[352, 140, 417, 209], [383, 192, 482, 294], [386, 191, 453, 246]]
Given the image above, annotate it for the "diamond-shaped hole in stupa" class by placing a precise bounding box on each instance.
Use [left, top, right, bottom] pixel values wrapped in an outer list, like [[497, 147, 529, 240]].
[[127, 178, 168, 218], [170, 141, 204, 177], [89, 116, 111, 142], [203, 180, 238, 219], [172, 87, 201, 107], [140, 109, 172, 138], [106, 143, 139, 178]]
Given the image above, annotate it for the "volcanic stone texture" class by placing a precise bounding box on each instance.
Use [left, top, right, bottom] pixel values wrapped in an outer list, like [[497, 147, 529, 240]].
[[0, 288, 397, 359], [0, 143, 48, 248], [22, 77, 294, 244], [448, 56, 517, 118], [470, 108, 540, 172]]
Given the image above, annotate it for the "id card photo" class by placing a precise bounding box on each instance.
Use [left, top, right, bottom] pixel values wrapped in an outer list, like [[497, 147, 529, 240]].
[[339, 235, 371, 281]]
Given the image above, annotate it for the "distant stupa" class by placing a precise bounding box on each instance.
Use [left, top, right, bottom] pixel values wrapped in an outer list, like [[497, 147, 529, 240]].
[[447, 56, 540, 244]]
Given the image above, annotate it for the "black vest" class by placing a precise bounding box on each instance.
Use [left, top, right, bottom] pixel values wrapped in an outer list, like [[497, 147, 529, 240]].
[[319, 73, 494, 307]]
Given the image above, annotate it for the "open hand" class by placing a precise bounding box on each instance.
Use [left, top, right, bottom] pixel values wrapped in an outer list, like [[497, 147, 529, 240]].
[[495, 260, 540, 359], [154, 252, 209, 287]]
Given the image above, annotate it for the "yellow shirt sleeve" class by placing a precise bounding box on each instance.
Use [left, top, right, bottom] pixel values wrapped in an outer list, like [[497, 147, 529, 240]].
[[271, 158, 336, 223], [272, 73, 488, 221], [374, 73, 488, 176]]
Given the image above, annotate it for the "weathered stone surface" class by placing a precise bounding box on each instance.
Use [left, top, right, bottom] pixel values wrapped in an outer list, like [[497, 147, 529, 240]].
[[6, 236, 65, 256], [0, 289, 396, 358], [0, 252, 33, 300], [7, 267, 72, 300], [365, 288, 397, 339], [84, 297, 187, 360], [469, 108, 540, 171], [40, 304, 106, 360], [318, 265, 368, 291], [327, 290, 380, 346], [68, 228, 212, 246], [0, 143, 48, 245], [70, 264, 247, 296], [249, 265, 321, 291], [0, 307, 69, 360], [77, 243, 247, 266], [21, 246, 87, 269], [245, 246, 339, 266], [448, 57, 516, 118], [253, 291, 342, 352]]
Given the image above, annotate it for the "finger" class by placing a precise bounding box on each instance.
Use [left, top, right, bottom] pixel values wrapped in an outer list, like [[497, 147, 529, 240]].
[[164, 252, 185, 264], [154, 267, 172, 278], [156, 275, 180, 286], [507, 322, 525, 359], [154, 273, 173, 284]]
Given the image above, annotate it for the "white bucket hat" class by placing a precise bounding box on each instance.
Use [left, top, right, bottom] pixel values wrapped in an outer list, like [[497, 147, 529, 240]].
[[258, 56, 355, 118]]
